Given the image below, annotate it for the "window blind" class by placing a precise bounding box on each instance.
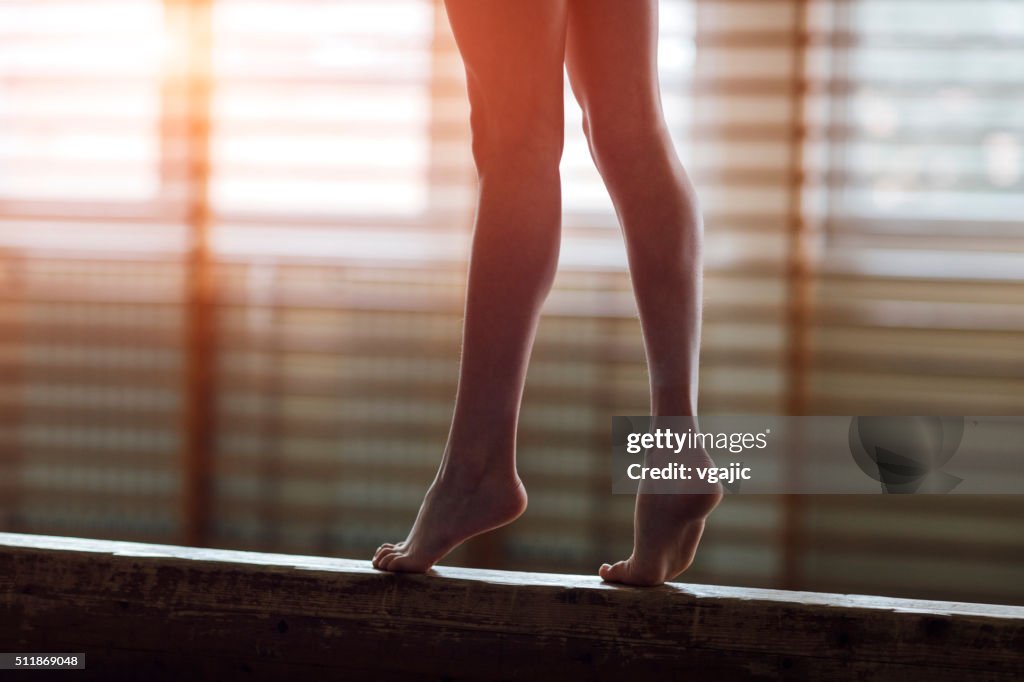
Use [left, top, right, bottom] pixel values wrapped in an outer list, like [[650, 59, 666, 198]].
[[799, 0, 1024, 603], [0, 0, 187, 540]]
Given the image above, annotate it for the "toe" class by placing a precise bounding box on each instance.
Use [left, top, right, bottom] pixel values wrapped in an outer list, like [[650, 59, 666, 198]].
[[386, 553, 429, 573], [373, 543, 397, 563], [373, 546, 399, 569], [601, 558, 664, 586], [378, 551, 403, 571], [599, 560, 629, 583]]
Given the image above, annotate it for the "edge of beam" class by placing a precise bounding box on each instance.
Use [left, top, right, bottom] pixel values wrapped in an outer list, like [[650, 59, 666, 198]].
[[3, 531, 1022, 621]]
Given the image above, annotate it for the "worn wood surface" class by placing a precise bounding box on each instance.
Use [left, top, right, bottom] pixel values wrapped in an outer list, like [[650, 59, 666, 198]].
[[1, 533, 1022, 681]]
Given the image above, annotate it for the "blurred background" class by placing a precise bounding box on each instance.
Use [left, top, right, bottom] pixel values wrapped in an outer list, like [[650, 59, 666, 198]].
[[1, 0, 1022, 605]]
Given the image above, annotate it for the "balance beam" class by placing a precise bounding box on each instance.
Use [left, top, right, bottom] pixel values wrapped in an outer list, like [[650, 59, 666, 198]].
[[1, 533, 1022, 681]]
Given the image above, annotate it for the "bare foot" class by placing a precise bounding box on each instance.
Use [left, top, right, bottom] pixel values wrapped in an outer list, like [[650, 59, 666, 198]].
[[372, 469, 527, 573], [600, 449, 722, 587]]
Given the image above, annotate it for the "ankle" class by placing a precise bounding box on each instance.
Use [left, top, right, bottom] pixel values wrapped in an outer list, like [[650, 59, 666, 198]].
[[437, 446, 518, 488], [437, 464, 519, 488], [441, 427, 516, 473], [651, 390, 697, 417]]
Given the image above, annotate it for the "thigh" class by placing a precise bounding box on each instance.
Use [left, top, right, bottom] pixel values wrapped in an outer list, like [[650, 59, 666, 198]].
[[565, 0, 662, 128], [443, 0, 569, 156]]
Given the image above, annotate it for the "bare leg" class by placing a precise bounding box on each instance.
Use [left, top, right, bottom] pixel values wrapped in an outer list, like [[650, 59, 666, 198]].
[[374, 0, 569, 573], [565, 0, 722, 586]]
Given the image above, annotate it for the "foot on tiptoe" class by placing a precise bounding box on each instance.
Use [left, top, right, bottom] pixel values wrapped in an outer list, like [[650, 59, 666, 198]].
[[601, 449, 722, 587], [372, 468, 527, 573]]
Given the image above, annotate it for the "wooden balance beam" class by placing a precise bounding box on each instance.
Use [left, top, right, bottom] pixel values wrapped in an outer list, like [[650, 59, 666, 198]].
[[1, 533, 1022, 681]]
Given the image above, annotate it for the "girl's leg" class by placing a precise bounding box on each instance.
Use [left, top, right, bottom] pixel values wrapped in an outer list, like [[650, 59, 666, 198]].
[[373, 0, 569, 573], [565, 0, 722, 586]]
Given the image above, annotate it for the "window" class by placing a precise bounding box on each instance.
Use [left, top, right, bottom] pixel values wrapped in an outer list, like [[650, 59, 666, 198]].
[[0, 1, 164, 205], [1, 0, 1021, 606]]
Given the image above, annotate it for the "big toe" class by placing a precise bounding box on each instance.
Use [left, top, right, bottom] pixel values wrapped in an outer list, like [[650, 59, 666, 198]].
[[373, 543, 397, 561], [372, 545, 400, 569], [599, 560, 630, 583], [600, 558, 663, 587], [385, 553, 432, 573]]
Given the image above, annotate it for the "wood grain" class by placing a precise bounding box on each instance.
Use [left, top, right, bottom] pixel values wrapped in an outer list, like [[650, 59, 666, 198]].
[[1, 532, 1022, 681]]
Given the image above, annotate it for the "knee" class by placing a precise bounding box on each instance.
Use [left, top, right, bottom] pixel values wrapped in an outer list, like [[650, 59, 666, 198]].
[[581, 107, 671, 175], [468, 106, 564, 178]]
